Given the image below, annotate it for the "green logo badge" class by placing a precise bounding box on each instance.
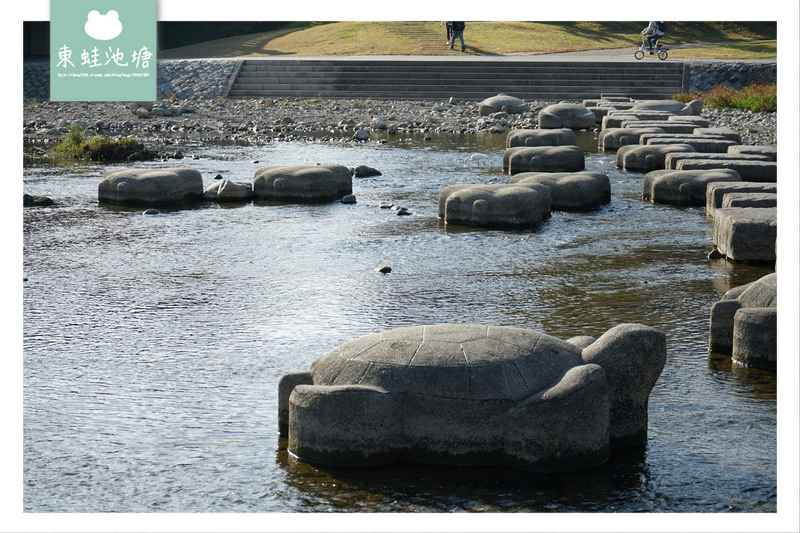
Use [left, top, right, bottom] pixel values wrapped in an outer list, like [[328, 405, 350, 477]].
[[50, 0, 157, 101]]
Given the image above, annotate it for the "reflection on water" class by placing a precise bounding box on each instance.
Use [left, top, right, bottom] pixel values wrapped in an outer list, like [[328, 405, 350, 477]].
[[276, 439, 654, 512], [23, 132, 776, 512]]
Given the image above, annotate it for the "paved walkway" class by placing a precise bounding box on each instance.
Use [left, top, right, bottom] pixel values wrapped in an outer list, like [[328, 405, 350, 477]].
[[161, 44, 775, 64]]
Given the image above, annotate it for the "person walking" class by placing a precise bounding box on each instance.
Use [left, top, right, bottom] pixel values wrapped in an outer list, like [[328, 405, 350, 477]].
[[641, 21, 667, 54], [441, 21, 453, 44], [449, 21, 466, 52]]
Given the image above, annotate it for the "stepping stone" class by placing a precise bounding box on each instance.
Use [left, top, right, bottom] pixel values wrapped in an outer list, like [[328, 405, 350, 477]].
[[705, 181, 777, 215], [278, 323, 666, 472], [709, 273, 776, 371], [721, 192, 777, 209], [712, 207, 777, 262], [437, 182, 552, 229], [503, 145, 585, 175], [585, 106, 609, 123], [642, 169, 740, 206], [693, 127, 742, 144], [509, 171, 610, 211], [620, 121, 700, 134], [538, 103, 596, 129], [728, 145, 776, 161], [98, 167, 203, 207], [253, 164, 352, 203], [674, 159, 777, 182], [598, 127, 664, 151], [616, 143, 696, 172], [506, 128, 576, 148], [733, 307, 777, 371], [478, 94, 529, 116], [667, 115, 711, 127], [630, 99, 703, 115], [602, 111, 673, 128], [642, 135, 737, 153], [664, 152, 772, 170], [203, 179, 253, 202]]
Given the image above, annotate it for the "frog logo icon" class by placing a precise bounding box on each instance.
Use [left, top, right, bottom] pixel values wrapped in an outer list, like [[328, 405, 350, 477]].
[[84, 10, 123, 41]]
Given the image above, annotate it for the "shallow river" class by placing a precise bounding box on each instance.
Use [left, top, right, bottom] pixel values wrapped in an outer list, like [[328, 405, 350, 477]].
[[23, 132, 776, 513]]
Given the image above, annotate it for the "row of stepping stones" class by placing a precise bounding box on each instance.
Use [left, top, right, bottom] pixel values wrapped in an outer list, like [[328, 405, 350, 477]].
[[451, 96, 778, 271], [460, 95, 778, 371], [98, 164, 359, 206], [587, 96, 777, 264], [437, 97, 725, 230], [585, 95, 777, 371], [438, 127, 611, 229]]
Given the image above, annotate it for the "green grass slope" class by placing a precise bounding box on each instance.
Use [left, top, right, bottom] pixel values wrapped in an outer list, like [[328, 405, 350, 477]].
[[158, 21, 776, 59]]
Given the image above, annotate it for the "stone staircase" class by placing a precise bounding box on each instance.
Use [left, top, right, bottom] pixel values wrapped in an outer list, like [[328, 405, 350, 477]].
[[227, 22, 685, 101], [228, 58, 685, 101]]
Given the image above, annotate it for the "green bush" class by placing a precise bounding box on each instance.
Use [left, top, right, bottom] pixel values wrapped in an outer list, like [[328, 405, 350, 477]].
[[52, 124, 149, 161], [675, 84, 776, 112]]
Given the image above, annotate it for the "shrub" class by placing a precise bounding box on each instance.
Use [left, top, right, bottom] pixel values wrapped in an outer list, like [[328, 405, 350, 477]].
[[728, 84, 777, 112], [674, 84, 776, 112], [51, 125, 150, 161]]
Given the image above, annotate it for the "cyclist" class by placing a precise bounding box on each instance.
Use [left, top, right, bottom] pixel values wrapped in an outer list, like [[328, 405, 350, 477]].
[[641, 21, 667, 54]]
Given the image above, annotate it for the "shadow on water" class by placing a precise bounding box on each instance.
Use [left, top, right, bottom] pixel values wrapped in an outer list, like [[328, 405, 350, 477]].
[[274, 439, 654, 512], [707, 352, 778, 401]]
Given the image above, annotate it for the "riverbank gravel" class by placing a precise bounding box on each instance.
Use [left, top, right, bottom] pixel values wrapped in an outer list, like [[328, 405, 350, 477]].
[[23, 96, 776, 159]]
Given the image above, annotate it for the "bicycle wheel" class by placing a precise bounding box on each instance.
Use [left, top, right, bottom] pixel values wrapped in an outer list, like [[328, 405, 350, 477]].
[[634, 50, 644, 60], [658, 49, 668, 60]]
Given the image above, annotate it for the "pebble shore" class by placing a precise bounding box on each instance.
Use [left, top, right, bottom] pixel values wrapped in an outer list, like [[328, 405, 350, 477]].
[[23, 56, 776, 159], [22, 95, 777, 159]]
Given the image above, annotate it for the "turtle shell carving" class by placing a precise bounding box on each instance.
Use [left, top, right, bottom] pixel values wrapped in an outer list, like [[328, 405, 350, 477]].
[[310, 324, 584, 400]]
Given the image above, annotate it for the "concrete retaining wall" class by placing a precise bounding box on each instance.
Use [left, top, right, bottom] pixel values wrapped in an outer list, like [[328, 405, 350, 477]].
[[684, 61, 776, 93], [24, 59, 240, 102]]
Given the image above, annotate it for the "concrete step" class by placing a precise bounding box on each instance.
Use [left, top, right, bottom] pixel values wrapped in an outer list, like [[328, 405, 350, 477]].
[[228, 88, 679, 100], [235, 74, 683, 85], [237, 62, 680, 75], [236, 67, 683, 78], [228, 58, 685, 100]]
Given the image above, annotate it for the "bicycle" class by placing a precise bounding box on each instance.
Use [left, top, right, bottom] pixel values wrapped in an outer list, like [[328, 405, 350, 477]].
[[634, 34, 668, 60]]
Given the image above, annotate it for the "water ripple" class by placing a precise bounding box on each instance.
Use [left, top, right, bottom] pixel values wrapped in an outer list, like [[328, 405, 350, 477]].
[[23, 134, 776, 513]]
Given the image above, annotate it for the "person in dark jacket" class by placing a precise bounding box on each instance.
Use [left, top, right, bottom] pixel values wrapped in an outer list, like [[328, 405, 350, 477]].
[[449, 21, 466, 52], [442, 21, 453, 44], [641, 21, 667, 53]]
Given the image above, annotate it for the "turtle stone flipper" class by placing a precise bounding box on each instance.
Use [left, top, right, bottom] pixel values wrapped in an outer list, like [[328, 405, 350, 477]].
[[506, 363, 610, 473], [288, 384, 401, 467], [581, 324, 667, 447], [278, 371, 314, 437]]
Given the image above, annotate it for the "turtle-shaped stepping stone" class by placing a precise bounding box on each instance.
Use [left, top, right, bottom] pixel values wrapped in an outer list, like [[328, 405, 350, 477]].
[[477, 94, 530, 116], [537, 103, 596, 129], [253, 164, 352, 203], [279, 323, 666, 473], [506, 128, 576, 148], [98, 167, 203, 207], [437, 183, 552, 229], [509, 171, 611, 211]]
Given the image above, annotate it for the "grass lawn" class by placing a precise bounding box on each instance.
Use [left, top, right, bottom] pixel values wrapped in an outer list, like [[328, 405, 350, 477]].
[[158, 21, 777, 59]]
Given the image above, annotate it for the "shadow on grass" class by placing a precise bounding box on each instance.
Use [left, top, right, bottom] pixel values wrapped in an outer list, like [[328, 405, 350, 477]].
[[226, 22, 332, 57], [463, 45, 502, 56], [161, 22, 333, 58], [535, 21, 776, 47]]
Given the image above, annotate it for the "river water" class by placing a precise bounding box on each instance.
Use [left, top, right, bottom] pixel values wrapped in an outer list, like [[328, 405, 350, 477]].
[[22, 131, 776, 514]]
